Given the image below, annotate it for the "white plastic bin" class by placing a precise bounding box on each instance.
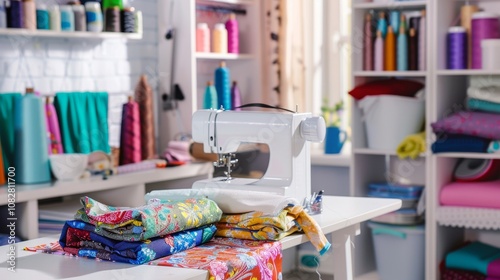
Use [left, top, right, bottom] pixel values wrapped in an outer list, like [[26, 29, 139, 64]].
[[368, 222, 425, 280], [359, 95, 425, 151], [482, 39, 500, 70]]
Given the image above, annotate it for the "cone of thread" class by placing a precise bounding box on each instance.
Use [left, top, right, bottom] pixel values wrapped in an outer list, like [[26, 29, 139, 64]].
[[134, 75, 156, 160]]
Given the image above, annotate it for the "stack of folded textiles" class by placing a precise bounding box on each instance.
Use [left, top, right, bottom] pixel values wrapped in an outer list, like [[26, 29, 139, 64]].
[[57, 196, 222, 264], [442, 241, 500, 280]]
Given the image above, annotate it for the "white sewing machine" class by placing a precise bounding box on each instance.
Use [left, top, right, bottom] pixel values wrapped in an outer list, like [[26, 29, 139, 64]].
[[191, 109, 326, 202]]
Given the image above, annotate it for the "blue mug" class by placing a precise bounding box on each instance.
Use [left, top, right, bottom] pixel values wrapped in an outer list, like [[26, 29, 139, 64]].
[[324, 126, 347, 154]]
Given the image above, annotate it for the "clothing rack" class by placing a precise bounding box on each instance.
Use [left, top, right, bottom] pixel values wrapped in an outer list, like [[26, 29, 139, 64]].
[[196, 4, 246, 15]]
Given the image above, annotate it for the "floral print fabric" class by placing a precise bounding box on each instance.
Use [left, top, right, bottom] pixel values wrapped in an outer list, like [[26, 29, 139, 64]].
[[75, 196, 222, 241], [150, 237, 283, 280], [56, 220, 216, 264], [216, 204, 331, 255]]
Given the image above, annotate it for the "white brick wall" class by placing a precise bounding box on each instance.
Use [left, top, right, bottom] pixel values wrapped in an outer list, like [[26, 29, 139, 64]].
[[0, 0, 159, 148]]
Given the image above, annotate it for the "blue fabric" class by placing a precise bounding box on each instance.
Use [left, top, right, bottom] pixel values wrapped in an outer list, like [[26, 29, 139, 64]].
[[59, 220, 217, 264], [446, 241, 500, 275], [468, 98, 500, 114], [432, 134, 490, 153]]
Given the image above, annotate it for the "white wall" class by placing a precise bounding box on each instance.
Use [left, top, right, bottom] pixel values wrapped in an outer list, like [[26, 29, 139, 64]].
[[0, 0, 159, 149]]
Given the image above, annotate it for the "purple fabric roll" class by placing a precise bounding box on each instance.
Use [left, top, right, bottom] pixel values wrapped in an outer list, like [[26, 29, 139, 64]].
[[471, 15, 500, 69]]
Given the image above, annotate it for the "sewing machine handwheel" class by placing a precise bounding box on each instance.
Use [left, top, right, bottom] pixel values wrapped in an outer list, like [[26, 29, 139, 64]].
[[301, 116, 326, 142]]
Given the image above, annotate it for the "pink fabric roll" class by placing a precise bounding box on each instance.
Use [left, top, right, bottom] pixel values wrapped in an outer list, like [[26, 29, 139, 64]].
[[119, 99, 142, 165], [45, 101, 64, 154], [440, 180, 500, 209]]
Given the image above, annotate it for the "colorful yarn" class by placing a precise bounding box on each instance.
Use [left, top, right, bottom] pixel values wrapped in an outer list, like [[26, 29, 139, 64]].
[[134, 75, 156, 160], [231, 81, 241, 110], [363, 13, 373, 71], [203, 81, 218, 109], [447, 26, 467, 70], [36, 5, 50, 30], [471, 12, 500, 69], [119, 97, 141, 165], [225, 13, 239, 54], [14, 90, 51, 184], [8, 0, 22, 28], [384, 26, 396, 71], [215, 62, 231, 110], [374, 31, 384, 71], [397, 25, 409, 71]]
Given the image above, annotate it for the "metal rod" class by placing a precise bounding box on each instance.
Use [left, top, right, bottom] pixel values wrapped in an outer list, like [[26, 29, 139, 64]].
[[196, 4, 247, 15]]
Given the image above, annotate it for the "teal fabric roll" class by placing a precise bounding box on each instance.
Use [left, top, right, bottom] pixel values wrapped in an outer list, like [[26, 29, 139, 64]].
[[54, 92, 110, 154], [14, 94, 51, 184], [446, 241, 500, 275], [0, 93, 21, 172], [468, 98, 500, 114]]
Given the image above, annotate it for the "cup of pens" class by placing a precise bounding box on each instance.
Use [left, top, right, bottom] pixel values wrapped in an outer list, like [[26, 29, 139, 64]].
[[303, 190, 324, 215]]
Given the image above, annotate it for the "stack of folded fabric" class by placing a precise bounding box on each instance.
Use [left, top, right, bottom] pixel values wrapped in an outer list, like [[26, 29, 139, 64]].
[[443, 241, 500, 280], [56, 196, 222, 264]]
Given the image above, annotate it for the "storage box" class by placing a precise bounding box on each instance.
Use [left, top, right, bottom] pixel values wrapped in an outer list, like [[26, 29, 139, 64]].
[[368, 222, 425, 280], [482, 39, 500, 70], [368, 183, 424, 209], [358, 95, 425, 151]]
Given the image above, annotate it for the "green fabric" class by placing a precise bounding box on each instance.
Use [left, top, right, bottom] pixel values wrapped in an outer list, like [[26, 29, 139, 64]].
[[54, 92, 110, 154], [0, 93, 21, 170]]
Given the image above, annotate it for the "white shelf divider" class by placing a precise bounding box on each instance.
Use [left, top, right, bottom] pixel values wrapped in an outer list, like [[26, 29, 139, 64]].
[[0, 28, 143, 39]]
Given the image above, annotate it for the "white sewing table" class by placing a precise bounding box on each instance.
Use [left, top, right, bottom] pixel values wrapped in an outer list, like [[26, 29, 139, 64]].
[[0, 196, 401, 280]]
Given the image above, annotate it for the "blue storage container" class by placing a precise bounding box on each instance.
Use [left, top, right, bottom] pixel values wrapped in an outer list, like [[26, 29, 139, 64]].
[[368, 183, 424, 209]]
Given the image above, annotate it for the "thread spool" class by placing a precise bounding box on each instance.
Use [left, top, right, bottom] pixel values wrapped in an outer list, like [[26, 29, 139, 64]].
[[363, 13, 373, 71], [36, 4, 49, 30], [397, 25, 409, 71], [447, 26, 467, 70], [389, 10, 400, 34], [105, 6, 120, 32], [419, 10, 426, 70], [134, 75, 156, 160], [377, 11, 387, 38], [471, 12, 500, 69], [225, 13, 239, 54], [374, 30, 384, 71], [22, 0, 35, 30], [213, 23, 228, 53], [231, 81, 241, 110], [203, 81, 218, 109], [119, 96, 141, 165], [72, 3, 86, 31], [49, 4, 60, 31], [0, 1, 6, 28], [409, 28, 418, 71], [85, 1, 103, 32], [121, 6, 135, 33], [8, 0, 23, 28], [134, 10, 142, 33], [196, 23, 210, 52], [60, 5, 75, 31], [384, 26, 396, 71], [461, 4, 479, 68], [215, 61, 231, 110], [15, 88, 51, 184]]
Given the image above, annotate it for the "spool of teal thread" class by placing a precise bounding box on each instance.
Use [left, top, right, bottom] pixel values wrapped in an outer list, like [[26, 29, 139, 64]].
[[203, 81, 218, 109], [397, 26, 409, 71], [215, 61, 231, 110], [36, 4, 50, 30], [14, 89, 51, 184]]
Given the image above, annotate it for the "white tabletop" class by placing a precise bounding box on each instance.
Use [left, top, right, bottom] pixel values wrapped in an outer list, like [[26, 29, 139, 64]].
[[0, 195, 401, 279]]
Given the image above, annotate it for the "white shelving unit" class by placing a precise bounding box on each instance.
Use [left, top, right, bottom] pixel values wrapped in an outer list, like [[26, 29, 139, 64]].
[[350, 0, 430, 277], [0, 163, 213, 240], [157, 0, 263, 148], [0, 28, 143, 40], [429, 1, 500, 279]]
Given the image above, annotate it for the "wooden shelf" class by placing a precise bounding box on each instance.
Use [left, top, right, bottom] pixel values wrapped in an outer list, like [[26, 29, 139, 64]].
[[434, 152, 500, 159], [436, 69, 500, 76], [352, 1, 427, 9], [0, 28, 143, 40], [195, 52, 255, 60], [353, 71, 427, 77]]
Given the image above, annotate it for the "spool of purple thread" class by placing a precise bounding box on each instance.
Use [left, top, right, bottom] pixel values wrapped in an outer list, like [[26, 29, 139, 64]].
[[447, 26, 467, 70], [471, 12, 500, 69], [8, 0, 23, 28]]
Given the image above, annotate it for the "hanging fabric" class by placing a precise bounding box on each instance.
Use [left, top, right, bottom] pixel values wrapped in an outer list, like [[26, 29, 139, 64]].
[[134, 75, 156, 160], [0, 93, 21, 170], [45, 97, 64, 154], [54, 92, 110, 154], [119, 96, 141, 165]]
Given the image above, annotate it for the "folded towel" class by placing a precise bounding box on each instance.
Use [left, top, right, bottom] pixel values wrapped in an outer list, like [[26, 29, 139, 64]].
[[468, 86, 500, 104], [446, 242, 500, 277], [397, 131, 426, 159], [432, 134, 490, 154], [468, 98, 500, 114], [59, 220, 216, 264], [145, 188, 300, 216], [75, 196, 222, 241]]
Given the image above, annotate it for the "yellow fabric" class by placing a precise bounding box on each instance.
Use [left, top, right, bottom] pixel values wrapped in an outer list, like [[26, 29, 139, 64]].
[[215, 205, 331, 255], [397, 131, 426, 159]]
